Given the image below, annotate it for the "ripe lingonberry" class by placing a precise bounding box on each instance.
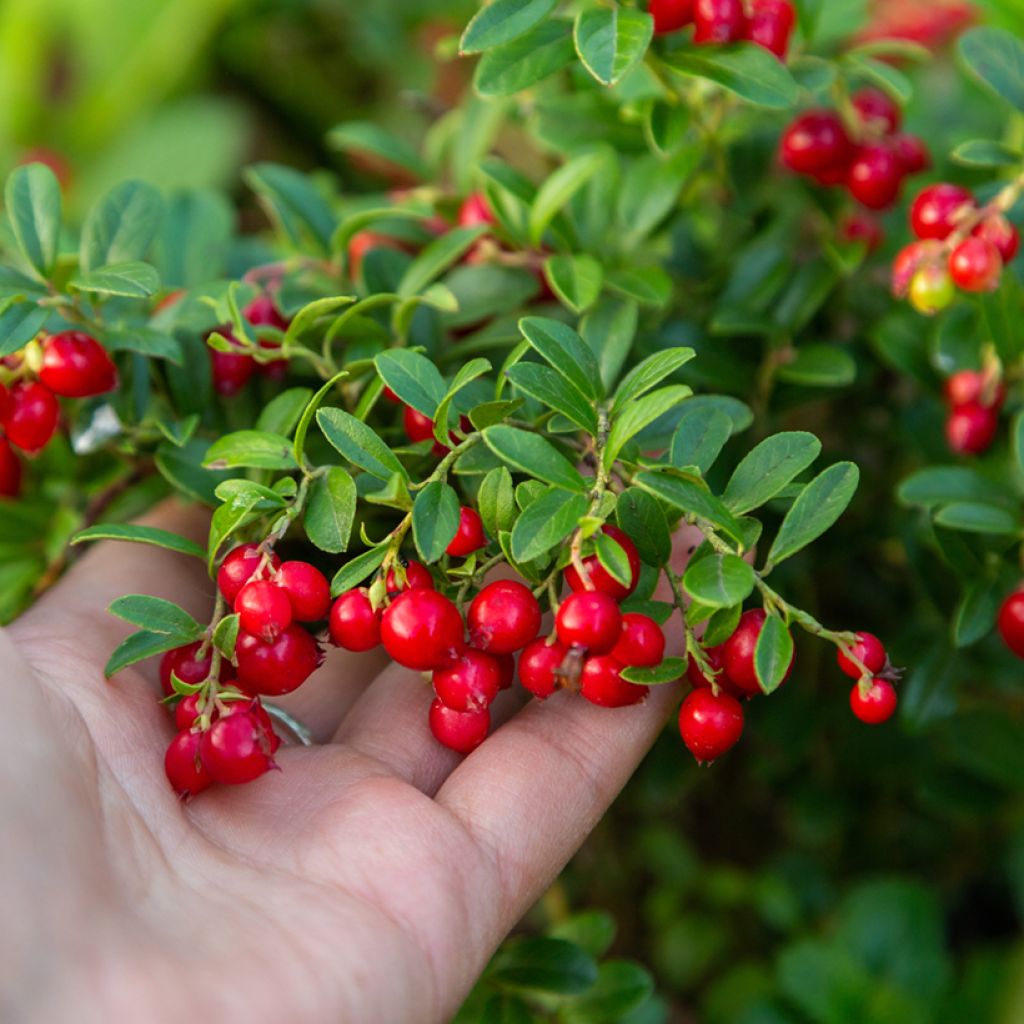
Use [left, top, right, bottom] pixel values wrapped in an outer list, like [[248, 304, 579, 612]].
[[580, 656, 648, 708], [891, 133, 931, 175], [217, 544, 280, 604], [519, 638, 568, 699], [948, 236, 1003, 292], [496, 653, 515, 690], [910, 183, 975, 240], [329, 589, 382, 651], [945, 370, 1005, 410], [611, 613, 666, 668], [946, 403, 998, 455], [556, 591, 622, 656], [997, 591, 1024, 658], [244, 295, 289, 331], [210, 341, 256, 397], [649, 0, 694, 34], [836, 631, 887, 678], [220, 695, 281, 753], [2, 381, 59, 453], [846, 144, 902, 210], [744, 0, 795, 58], [468, 579, 542, 654], [457, 192, 496, 228], [973, 214, 1020, 263], [687, 643, 729, 690], [851, 87, 902, 134], [678, 688, 745, 763], [235, 625, 323, 695], [839, 212, 884, 253], [564, 524, 641, 599], [722, 609, 793, 697], [276, 561, 330, 621], [693, 0, 747, 43], [849, 678, 898, 724], [428, 698, 489, 755], [200, 710, 276, 784], [780, 111, 853, 176], [433, 649, 502, 712], [160, 641, 230, 697], [385, 559, 434, 593], [891, 240, 941, 297], [381, 589, 465, 670], [174, 692, 207, 731], [403, 405, 448, 455], [39, 332, 118, 398], [446, 506, 487, 558], [165, 730, 212, 798], [909, 264, 955, 316], [234, 579, 293, 642], [0, 437, 21, 499]]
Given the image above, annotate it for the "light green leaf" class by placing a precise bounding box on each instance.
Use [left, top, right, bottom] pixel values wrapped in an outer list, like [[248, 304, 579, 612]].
[[604, 385, 691, 469], [665, 42, 798, 109], [519, 316, 602, 400], [460, 0, 558, 54], [305, 467, 357, 553], [71, 523, 205, 560], [543, 253, 604, 313], [474, 20, 576, 97], [5, 163, 61, 278], [69, 261, 160, 298], [573, 8, 654, 86], [204, 430, 298, 471], [529, 149, 609, 244], [754, 614, 793, 694], [683, 554, 755, 608]]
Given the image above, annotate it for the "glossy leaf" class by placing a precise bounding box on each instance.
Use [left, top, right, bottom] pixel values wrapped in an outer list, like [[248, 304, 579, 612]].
[[723, 432, 821, 514], [573, 8, 653, 87], [460, 0, 558, 54], [318, 407, 408, 481], [510, 487, 587, 562], [413, 480, 462, 563], [5, 163, 61, 278], [305, 467, 357, 553], [483, 424, 588, 492]]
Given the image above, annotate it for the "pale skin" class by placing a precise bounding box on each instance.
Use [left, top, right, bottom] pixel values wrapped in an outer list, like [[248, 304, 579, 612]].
[[1, 501, 693, 1024]]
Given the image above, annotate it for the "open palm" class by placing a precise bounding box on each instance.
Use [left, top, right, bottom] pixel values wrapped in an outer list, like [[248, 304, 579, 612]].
[[2, 501, 684, 1024]]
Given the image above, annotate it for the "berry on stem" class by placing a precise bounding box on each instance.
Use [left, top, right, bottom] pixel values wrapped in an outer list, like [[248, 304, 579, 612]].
[[329, 589, 382, 651], [849, 678, 898, 724], [686, 644, 735, 694], [997, 591, 1024, 658], [276, 561, 331, 621], [564, 524, 641, 599], [2, 381, 59, 453], [165, 730, 213, 799], [836, 632, 887, 678], [846, 144, 903, 210], [220, 696, 282, 754], [433, 649, 502, 712], [973, 214, 1020, 263], [944, 370, 1005, 409], [910, 183, 974, 240], [235, 624, 324, 695], [649, 0, 694, 34], [744, 0, 795, 58], [611, 613, 666, 668], [200, 710, 276, 784], [519, 638, 568, 699], [908, 264, 955, 316], [580, 656, 648, 708], [948, 236, 1002, 292], [946, 403, 998, 455], [693, 0, 747, 43], [722, 609, 793, 697], [891, 240, 941, 297], [678, 688, 744, 763], [780, 111, 853, 176], [429, 699, 489, 754], [556, 590, 622, 655], [211, 343, 256, 397], [217, 544, 280, 604], [403, 405, 448, 456], [160, 641, 230, 697], [235, 579, 293, 642], [851, 87, 902, 134], [891, 133, 931, 175], [446, 506, 487, 557], [381, 589, 465, 670], [385, 559, 434, 593], [39, 332, 118, 398], [457, 193, 496, 229], [468, 579, 542, 654], [839, 212, 884, 254]]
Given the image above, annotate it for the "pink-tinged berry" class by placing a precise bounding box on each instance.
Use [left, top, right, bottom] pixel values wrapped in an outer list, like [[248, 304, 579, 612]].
[[693, 0, 747, 43], [580, 655, 648, 708], [908, 264, 955, 316], [948, 236, 1003, 292], [276, 561, 330, 621], [329, 589, 382, 651], [243, 295, 289, 331], [429, 699, 489, 754], [836, 631, 887, 678], [973, 214, 1020, 264], [433, 649, 502, 712], [39, 332, 117, 398], [910, 183, 975, 240], [0, 438, 21, 499], [519, 638, 567, 699], [381, 589, 465, 670], [385, 559, 434, 594], [851, 87, 902, 134], [849, 678, 898, 724], [564, 524, 641, 599], [468, 579, 542, 654], [946, 403, 998, 455], [722, 609, 793, 697], [159, 641, 231, 698], [891, 240, 941, 298], [235, 625, 324, 696], [234, 579, 293, 643], [457, 193, 496, 228], [944, 369, 1002, 409], [997, 591, 1024, 658], [649, 0, 694, 34], [200, 710, 276, 784], [744, 0, 795, 58], [891, 133, 931, 175], [780, 111, 854, 176], [611, 613, 666, 668], [210, 342, 256, 397], [846, 144, 903, 210], [556, 590, 622, 656], [217, 544, 280, 604], [678, 688, 745, 763], [2, 381, 59, 453], [165, 730, 213, 799], [446, 507, 487, 557]]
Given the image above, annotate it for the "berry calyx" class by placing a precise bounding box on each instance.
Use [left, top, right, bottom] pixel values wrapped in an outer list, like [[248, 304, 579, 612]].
[[39, 332, 118, 398], [836, 631, 887, 678], [276, 560, 330, 621], [556, 590, 622, 656], [385, 559, 435, 593], [780, 111, 853, 176], [687, 643, 730, 691], [433, 649, 502, 712], [849, 678, 898, 724], [217, 544, 280, 604], [160, 641, 230, 697], [381, 589, 465, 670], [580, 655, 648, 708], [948, 236, 1003, 292], [428, 699, 489, 755], [678, 688, 745, 763], [234, 579, 294, 642], [200, 710, 276, 784], [519, 638, 568, 699], [329, 589, 382, 651], [851, 87, 902, 134], [235, 624, 324, 695], [908, 264, 955, 316], [468, 579, 542, 654], [649, 0, 694, 35], [0, 437, 21, 498], [910, 183, 974, 240], [446, 506, 487, 558], [165, 730, 212, 799], [722, 609, 793, 697], [693, 0, 747, 44], [744, 0, 795, 58], [611, 613, 666, 668], [846, 144, 903, 210], [2, 381, 59, 453], [946, 402, 998, 455], [997, 590, 1024, 658], [564, 524, 641, 599]]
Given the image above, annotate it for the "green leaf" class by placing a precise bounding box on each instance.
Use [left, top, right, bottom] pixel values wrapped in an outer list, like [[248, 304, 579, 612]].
[[612, 347, 695, 413], [5, 163, 61, 278], [375, 349, 447, 417], [71, 523, 205, 559], [754, 615, 793, 694], [505, 362, 598, 434], [104, 630, 190, 679], [573, 8, 653, 87], [155, 438, 228, 506], [80, 180, 164, 273], [305, 467, 357, 553], [581, 296, 637, 392], [604, 385, 691, 469], [318, 407, 408, 481], [683, 554, 755, 608], [293, 370, 348, 466], [255, 388, 314, 438], [510, 487, 587, 562], [488, 937, 598, 996], [934, 502, 1020, 535], [669, 406, 733, 474], [723, 432, 821, 514], [243, 163, 335, 254], [703, 604, 742, 647], [0, 301, 50, 357], [434, 357, 492, 444], [951, 139, 1023, 168], [634, 470, 747, 547], [413, 480, 462, 563], [549, 911, 617, 959], [1014, 411, 1024, 475], [460, 0, 558, 54], [483, 425, 587, 492], [282, 296, 356, 348], [842, 52, 912, 104], [959, 27, 1024, 113], [109, 595, 203, 639], [69, 261, 160, 298], [776, 345, 856, 387], [529, 149, 608, 244], [595, 530, 633, 586], [474, 20, 575, 97], [543, 253, 604, 313], [605, 266, 672, 307], [104, 327, 183, 364], [766, 462, 859, 569], [665, 42, 798, 109], [620, 658, 686, 685], [562, 960, 655, 1022], [479, 467, 518, 538], [897, 466, 1013, 509], [212, 614, 240, 660], [328, 121, 429, 181], [330, 545, 389, 596], [398, 226, 487, 297], [953, 575, 1003, 648], [204, 430, 298, 471], [215, 479, 288, 512], [616, 487, 671, 566], [520, 316, 602, 401]]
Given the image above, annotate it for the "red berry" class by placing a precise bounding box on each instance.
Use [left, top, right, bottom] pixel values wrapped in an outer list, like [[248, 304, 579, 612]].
[[447, 506, 487, 557], [891, 133, 931, 175], [174, 692, 206, 731], [687, 643, 725, 688], [385, 559, 434, 593], [348, 230, 402, 279], [851, 87, 902, 134], [234, 579, 293, 642], [428, 699, 489, 755], [836, 631, 887, 678], [219, 695, 281, 753], [217, 544, 280, 604], [891, 240, 941, 297], [235, 625, 323, 696], [678, 688, 745, 763], [944, 370, 983, 408], [997, 591, 1024, 658], [159, 641, 230, 697], [383, 386, 401, 404], [457, 193, 496, 228], [39, 332, 117, 398], [780, 111, 854, 176], [165, 730, 213, 798], [329, 589, 382, 651], [722, 609, 793, 697], [649, 0, 694, 34], [948, 236, 1003, 292], [580, 655, 648, 708], [403, 405, 448, 455], [849, 678, 898, 724], [519, 638, 567, 699], [243, 295, 289, 331], [200, 710, 276, 784], [496, 653, 515, 690], [381, 589, 465, 670], [910, 183, 975, 240], [946, 403, 998, 455], [846, 144, 903, 210], [563, 524, 642, 599], [210, 344, 256, 397], [693, 0, 747, 43], [2, 381, 59, 453], [0, 438, 21, 499], [433, 649, 502, 712], [744, 0, 795, 58], [973, 214, 1020, 264], [556, 591, 622, 656], [276, 561, 330, 621], [468, 579, 542, 654], [611, 613, 666, 668], [839, 212, 884, 253]]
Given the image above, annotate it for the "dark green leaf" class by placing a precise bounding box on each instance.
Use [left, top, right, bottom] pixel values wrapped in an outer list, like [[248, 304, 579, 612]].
[[549, 911, 617, 959], [635, 470, 747, 547], [562, 960, 656, 1022], [398, 226, 487, 297], [488, 937, 598, 996], [934, 502, 1020, 535], [0, 301, 50, 356], [543, 253, 604, 313], [604, 385, 691, 469], [722, 432, 821, 514], [474, 21, 575, 97], [105, 630, 190, 679], [510, 487, 587, 561], [953, 575, 1003, 648], [104, 327, 183, 364], [69, 261, 160, 298], [256, 388, 314, 437], [616, 487, 671, 566], [505, 362, 598, 433], [620, 658, 686, 685], [958, 27, 1024, 112], [375, 349, 447, 417], [328, 121, 429, 180], [293, 371, 348, 466], [413, 481, 461, 563], [776, 345, 856, 387], [754, 614, 793, 694], [683, 554, 755, 608], [330, 545, 389, 596], [483, 425, 588, 492], [71, 523, 205, 559], [595, 530, 633, 586], [897, 466, 1013, 508], [529, 149, 610, 245], [478, 467, 517, 538], [318, 407, 408, 481], [520, 316, 602, 400], [109, 595, 203, 638], [305, 467, 357, 553], [612, 347, 695, 413], [605, 266, 672, 307], [5, 163, 61, 278], [244, 163, 335, 254], [669, 406, 733, 474], [665, 42, 798, 109], [580, 296, 637, 392]]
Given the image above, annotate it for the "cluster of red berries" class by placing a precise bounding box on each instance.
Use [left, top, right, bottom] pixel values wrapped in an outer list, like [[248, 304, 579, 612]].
[[210, 294, 290, 397], [998, 588, 1024, 661], [649, 0, 796, 59], [892, 183, 1019, 315], [942, 368, 1006, 456], [680, 618, 896, 764], [781, 90, 929, 214], [0, 331, 118, 499]]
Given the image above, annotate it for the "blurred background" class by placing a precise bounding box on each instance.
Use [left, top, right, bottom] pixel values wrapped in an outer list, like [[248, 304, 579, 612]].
[[7, 0, 1024, 1021]]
